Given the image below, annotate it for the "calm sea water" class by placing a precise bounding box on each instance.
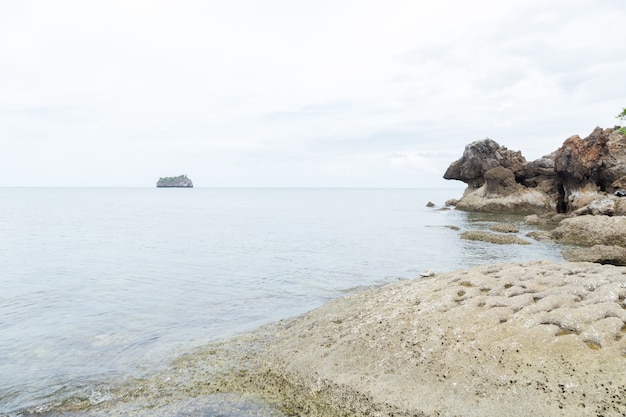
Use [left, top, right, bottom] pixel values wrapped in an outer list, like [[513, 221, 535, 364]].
[[0, 188, 564, 416]]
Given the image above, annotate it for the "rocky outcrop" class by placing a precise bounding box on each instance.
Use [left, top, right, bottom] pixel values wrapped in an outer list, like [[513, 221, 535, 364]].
[[443, 139, 526, 189], [445, 127, 626, 214], [444, 139, 556, 214], [554, 127, 626, 211], [156, 175, 193, 188]]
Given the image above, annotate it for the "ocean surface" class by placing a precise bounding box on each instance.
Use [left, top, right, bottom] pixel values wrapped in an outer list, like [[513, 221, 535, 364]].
[[0, 188, 565, 416]]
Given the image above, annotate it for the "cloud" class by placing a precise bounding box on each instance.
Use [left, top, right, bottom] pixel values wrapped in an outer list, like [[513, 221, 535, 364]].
[[0, 0, 625, 186]]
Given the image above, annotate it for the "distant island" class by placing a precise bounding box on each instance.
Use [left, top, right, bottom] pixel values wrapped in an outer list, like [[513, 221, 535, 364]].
[[156, 175, 193, 188]]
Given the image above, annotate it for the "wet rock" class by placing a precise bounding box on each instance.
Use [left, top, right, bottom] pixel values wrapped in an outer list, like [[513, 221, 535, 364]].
[[489, 223, 519, 233], [526, 230, 553, 241], [426, 201, 436, 208], [460, 230, 530, 245]]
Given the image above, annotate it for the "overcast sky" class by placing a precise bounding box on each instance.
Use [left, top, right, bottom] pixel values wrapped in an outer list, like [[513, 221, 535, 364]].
[[1, 0, 625, 187]]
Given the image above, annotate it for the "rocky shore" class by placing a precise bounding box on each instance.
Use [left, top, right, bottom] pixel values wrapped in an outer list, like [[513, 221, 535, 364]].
[[443, 126, 626, 215], [248, 261, 626, 416], [49, 261, 626, 417], [235, 126, 626, 415], [232, 127, 626, 415]]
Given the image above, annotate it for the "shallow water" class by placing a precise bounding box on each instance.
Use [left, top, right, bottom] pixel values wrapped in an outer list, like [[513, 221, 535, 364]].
[[0, 188, 564, 416]]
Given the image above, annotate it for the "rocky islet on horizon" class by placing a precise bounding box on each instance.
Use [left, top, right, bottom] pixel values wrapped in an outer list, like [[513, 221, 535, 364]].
[[156, 174, 194, 188]]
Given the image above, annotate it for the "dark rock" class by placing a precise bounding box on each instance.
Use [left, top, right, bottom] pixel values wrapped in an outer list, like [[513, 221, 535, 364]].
[[426, 201, 436, 208], [443, 139, 526, 190], [156, 175, 194, 188], [484, 166, 522, 196]]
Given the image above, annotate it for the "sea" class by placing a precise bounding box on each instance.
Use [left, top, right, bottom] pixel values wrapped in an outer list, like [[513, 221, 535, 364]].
[[0, 187, 565, 416]]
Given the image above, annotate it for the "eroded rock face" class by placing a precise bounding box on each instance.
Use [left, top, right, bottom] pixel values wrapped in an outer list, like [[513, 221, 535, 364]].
[[443, 139, 526, 189], [554, 127, 626, 210], [445, 128, 626, 214]]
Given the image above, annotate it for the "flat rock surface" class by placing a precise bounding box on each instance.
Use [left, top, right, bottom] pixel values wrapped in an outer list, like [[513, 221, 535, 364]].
[[255, 261, 626, 416], [460, 230, 530, 245]]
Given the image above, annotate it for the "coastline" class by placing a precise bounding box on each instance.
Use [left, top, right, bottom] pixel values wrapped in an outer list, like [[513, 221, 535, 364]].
[[245, 260, 626, 416], [35, 260, 626, 416]]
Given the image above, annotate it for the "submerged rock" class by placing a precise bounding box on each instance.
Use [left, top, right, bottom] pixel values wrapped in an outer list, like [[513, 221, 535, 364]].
[[460, 230, 530, 245], [489, 223, 519, 233]]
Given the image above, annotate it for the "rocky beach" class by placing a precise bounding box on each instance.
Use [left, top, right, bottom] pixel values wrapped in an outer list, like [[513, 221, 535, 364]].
[[248, 261, 626, 416], [236, 126, 626, 416]]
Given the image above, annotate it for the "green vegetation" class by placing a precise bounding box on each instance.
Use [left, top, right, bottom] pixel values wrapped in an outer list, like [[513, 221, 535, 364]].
[[617, 108, 626, 134]]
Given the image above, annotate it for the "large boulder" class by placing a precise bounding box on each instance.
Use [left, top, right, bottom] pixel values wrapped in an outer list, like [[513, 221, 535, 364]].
[[550, 215, 626, 246], [561, 244, 626, 266]]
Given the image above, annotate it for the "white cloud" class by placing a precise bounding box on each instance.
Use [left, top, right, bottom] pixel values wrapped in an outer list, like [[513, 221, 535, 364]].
[[0, 0, 625, 186]]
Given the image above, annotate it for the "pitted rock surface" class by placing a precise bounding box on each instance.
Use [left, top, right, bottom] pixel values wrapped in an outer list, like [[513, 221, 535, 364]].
[[256, 261, 626, 416]]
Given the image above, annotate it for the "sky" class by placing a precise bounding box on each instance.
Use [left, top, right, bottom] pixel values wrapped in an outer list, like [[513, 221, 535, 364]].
[[1, 0, 625, 188]]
